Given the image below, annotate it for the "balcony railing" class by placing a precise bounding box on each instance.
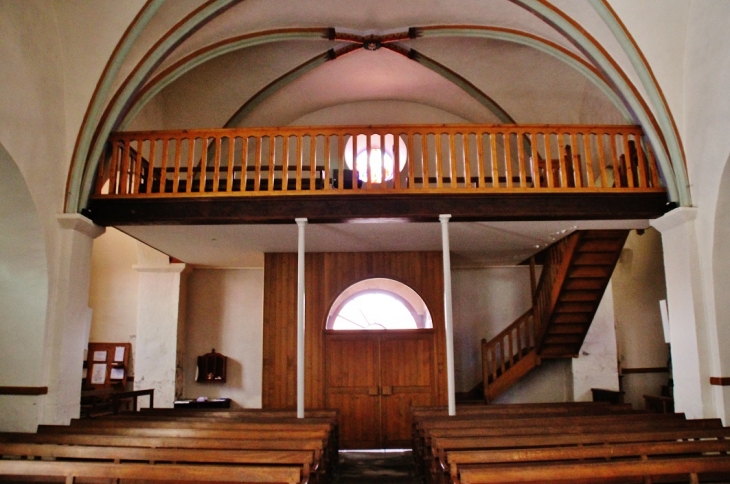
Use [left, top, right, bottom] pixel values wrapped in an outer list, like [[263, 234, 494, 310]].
[[94, 124, 664, 198]]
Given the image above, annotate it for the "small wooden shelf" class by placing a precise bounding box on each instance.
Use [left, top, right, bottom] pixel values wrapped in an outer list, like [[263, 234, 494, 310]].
[[196, 349, 227, 383]]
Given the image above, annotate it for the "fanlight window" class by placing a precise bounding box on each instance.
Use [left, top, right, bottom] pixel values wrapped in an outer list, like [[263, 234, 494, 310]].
[[327, 278, 432, 330], [344, 134, 408, 184]]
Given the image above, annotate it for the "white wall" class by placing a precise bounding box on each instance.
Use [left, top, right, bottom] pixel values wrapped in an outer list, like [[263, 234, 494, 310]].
[[452, 266, 533, 393], [183, 268, 264, 408], [89, 228, 140, 375], [612, 229, 670, 409]]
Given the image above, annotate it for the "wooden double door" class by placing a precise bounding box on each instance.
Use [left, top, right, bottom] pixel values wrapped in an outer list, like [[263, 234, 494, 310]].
[[325, 330, 436, 449]]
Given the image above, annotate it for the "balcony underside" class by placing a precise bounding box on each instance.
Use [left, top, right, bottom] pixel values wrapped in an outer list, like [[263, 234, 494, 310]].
[[86, 191, 672, 226]]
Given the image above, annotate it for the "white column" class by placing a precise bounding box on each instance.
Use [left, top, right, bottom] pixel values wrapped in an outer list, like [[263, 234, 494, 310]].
[[651, 208, 714, 418], [440, 215, 456, 415], [295, 218, 307, 418], [134, 257, 186, 408], [41, 214, 105, 424]]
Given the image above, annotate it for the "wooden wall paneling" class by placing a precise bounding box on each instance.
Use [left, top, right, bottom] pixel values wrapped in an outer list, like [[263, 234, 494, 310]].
[[262, 251, 447, 411]]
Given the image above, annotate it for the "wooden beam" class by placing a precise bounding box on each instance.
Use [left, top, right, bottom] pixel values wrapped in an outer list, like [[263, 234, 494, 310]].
[[0, 386, 48, 395], [86, 192, 672, 226]]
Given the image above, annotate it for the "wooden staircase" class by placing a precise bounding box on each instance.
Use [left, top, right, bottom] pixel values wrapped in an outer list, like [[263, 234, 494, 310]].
[[482, 230, 628, 402]]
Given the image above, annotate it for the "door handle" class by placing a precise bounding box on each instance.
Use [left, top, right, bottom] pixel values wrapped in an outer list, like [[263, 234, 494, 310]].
[[382, 386, 392, 396], [368, 386, 379, 396]]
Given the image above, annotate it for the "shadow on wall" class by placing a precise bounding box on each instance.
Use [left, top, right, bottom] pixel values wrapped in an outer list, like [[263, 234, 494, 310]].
[[712, 155, 730, 402]]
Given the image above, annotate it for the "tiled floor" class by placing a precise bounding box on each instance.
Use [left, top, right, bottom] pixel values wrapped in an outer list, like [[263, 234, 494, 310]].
[[331, 450, 421, 484]]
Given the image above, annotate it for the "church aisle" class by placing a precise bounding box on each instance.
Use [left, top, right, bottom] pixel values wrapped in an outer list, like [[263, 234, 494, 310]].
[[332, 450, 420, 484]]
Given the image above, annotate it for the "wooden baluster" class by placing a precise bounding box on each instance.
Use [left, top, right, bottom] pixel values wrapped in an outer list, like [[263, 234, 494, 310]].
[[199, 137, 208, 193], [95, 143, 110, 195], [583, 133, 595, 188], [351, 134, 358, 190], [435, 133, 443, 188], [226, 137, 235, 193], [531, 132, 540, 189], [145, 138, 156, 194], [516, 322, 522, 358], [365, 134, 372, 189], [634, 134, 647, 188], [422, 133, 430, 188], [380, 133, 387, 189], [490, 133, 499, 188], [338, 134, 345, 190], [477, 133, 486, 188], [106, 140, 120, 195], [646, 138, 660, 187], [132, 138, 143, 194], [517, 131, 527, 188], [309, 134, 316, 191], [239, 137, 248, 192], [500, 339, 506, 375], [570, 132, 582, 188], [407, 133, 415, 189], [185, 138, 195, 194], [295, 135, 303, 191], [267, 135, 275, 192], [597, 133, 608, 188], [394, 134, 401, 189], [158, 138, 170, 194], [463, 133, 472, 188], [449, 132, 458, 188], [213, 136, 222, 193], [504, 132, 513, 188], [281, 135, 290, 192], [622, 133, 635, 188], [323, 135, 331, 190], [251, 136, 260, 191], [544, 133, 554, 188], [491, 347, 498, 382], [610, 133, 621, 188], [508, 328, 514, 366], [557, 133, 568, 188], [119, 139, 131, 195]]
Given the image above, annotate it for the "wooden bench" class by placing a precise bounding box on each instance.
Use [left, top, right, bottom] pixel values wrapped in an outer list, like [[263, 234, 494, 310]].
[[0, 442, 315, 483], [444, 439, 730, 484], [0, 459, 303, 483]]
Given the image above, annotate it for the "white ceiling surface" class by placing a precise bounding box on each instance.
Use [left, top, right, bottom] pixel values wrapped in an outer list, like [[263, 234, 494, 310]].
[[121, 219, 650, 269]]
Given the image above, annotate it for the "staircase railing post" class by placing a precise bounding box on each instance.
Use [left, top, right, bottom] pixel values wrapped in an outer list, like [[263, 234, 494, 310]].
[[440, 214, 456, 416]]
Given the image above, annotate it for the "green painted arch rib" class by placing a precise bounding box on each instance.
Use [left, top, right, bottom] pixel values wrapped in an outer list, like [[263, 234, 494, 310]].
[[120, 28, 333, 130], [416, 26, 633, 123], [588, 0, 689, 205], [66, 0, 165, 213], [510, 0, 684, 204], [71, 0, 242, 213]]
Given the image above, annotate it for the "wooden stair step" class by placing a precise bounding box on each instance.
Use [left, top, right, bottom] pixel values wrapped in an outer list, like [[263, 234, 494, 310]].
[[569, 266, 613, 278], [547, 324, 586, 334], [554, 302, 596, 313], [572, 253, 620, 265], [563, 279, 604, 291], [539, 345, 578, 358], [543, 334, 584, 345], [559, 290, 602, 302], [551, 313, 592, 324], [577, 239, 625, 253]]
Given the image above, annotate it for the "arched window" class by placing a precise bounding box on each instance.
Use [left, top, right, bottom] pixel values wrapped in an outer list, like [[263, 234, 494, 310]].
[[327, 278, 432, 330]]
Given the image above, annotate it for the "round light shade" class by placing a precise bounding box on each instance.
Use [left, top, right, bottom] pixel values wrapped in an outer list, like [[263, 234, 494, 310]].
[[344, 134, 408, 183]]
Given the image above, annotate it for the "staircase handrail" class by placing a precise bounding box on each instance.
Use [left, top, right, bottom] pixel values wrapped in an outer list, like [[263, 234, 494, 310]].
[[532, 232, 583, 353], [482, 308, 535, 396]]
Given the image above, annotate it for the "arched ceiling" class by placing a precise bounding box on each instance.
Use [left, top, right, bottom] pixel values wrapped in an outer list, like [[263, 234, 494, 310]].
[[67, 0, 689, 212]]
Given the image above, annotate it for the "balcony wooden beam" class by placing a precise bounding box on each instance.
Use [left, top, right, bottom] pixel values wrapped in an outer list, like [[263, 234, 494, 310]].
[[85, 191, 672, 226]]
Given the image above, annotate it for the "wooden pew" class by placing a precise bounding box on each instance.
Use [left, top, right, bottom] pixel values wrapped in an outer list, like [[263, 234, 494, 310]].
[[456, 455, 730, 483], [0, 442, 315, 483], [0, 459, 303, 483], [444, 439, 730, 484]]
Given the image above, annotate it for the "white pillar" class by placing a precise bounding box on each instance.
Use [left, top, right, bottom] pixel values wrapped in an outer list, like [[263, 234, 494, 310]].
[[295, 218, 307, 418], [651, 208, 714, 418], [41, 214, 105, 424], [134, 253, 186, 408], [440, 214, 456, 415]]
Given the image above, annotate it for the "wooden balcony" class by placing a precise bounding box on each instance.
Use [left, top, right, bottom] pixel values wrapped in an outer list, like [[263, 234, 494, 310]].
[[86, 124, 672, 225]]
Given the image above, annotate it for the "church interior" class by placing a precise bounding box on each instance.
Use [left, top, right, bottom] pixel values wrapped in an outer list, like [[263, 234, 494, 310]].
[[2, 1, 730, 482]]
